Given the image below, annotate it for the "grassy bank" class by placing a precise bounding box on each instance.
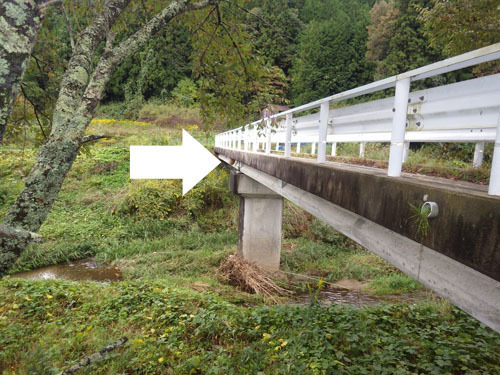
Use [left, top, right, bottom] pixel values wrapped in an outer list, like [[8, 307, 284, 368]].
[[2, 278, 500, 374], [1, 104, 499, 373]]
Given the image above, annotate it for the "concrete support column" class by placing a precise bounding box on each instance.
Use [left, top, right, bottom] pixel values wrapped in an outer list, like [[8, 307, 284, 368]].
[[230, 171, 283, 270]]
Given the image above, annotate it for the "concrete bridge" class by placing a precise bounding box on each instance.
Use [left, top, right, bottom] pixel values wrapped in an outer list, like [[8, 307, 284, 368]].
[[214, 45, 500, 333]]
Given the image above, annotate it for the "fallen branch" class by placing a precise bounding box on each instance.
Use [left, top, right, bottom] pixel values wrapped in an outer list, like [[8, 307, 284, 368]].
[[62, 337, 128, 374], [0, 224, 42, 244]]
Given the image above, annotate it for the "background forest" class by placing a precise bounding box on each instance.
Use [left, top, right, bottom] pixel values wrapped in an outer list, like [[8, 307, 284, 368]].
[[6, 0, 499, 144]]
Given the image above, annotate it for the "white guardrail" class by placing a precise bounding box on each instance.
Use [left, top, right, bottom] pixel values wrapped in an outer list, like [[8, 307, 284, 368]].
[[215, 44, 500, 196]]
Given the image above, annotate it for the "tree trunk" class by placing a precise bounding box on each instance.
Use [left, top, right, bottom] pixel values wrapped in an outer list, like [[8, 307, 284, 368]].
[[0, 0, 215, 276], [0, 0, 47, 142]]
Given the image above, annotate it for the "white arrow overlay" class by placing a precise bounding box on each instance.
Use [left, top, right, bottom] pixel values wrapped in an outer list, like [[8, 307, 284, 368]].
[[130, 129, 221, 195]]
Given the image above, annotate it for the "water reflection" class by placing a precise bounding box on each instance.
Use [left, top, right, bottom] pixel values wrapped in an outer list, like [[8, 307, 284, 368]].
[[295, 288, 429, 307], [11, 259, 122, 282]]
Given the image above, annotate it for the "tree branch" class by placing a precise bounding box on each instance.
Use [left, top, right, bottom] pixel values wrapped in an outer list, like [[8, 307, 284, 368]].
[[81, 134, 106, 144], [51, 0, 131, 135], [70, 2, 83, 33], [110, 0, 201, 64], [220, 20, 249, 79], [20, 85, 48, 139], [190, 6, 217, 36], [61, 3, 75, 50], [0, 225, 42, 244], [72, 0, 217, 128], [187, 0, 218, 11], [39, 0, 62, 11]]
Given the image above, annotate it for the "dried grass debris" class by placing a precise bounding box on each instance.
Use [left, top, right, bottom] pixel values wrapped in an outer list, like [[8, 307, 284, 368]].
[[218, 254, 292, 303]]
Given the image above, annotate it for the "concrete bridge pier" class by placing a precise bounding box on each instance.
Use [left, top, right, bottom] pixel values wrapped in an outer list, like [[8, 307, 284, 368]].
[[230, 171, 282, 270]]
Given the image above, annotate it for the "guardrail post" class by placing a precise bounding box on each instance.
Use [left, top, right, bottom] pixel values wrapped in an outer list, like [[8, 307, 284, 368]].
[[318, 101, 329, 163], [331, 142, 337, 156], [388, 77, 411, 177], [265, 119, 271, 155], [489, 112, 500, 196], [285, 113, 292, 158], [253, 125, 258, 152], [473, 142, 485, 168], [402, 141, 410, 163], [359, 142, 366, 158], [311, 142, 316, 155], [297, 142, 301, 153], [275, 140, 280, 152], [244, 126, 249, 152]]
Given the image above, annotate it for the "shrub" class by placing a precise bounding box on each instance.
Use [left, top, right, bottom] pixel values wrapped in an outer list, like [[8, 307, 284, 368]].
[[116, 168, 237, 231], [116, 180, 181, 220], [171, 78, 199, 107]]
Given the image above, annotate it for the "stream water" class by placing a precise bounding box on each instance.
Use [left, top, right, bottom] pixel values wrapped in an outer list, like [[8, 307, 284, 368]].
[[11, 260, 427, 306], [294, 288, 429, 307], [11, 259, 122, 282]]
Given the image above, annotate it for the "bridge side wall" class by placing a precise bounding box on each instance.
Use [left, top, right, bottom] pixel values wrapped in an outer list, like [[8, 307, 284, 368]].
[[216, 148, 500, 282]]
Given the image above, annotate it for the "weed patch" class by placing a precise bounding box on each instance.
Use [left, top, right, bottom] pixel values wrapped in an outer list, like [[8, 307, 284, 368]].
[[1, 278, 499, 374], [363, 274, 423, 295]]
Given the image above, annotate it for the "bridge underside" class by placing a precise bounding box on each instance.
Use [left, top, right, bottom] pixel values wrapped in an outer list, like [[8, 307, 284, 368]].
[[215, 147, 500, 333]]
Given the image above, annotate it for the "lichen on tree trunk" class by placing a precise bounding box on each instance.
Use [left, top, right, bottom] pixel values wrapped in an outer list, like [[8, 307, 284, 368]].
[[0, 0, 216, 277], [0, 0, 46, 142]]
